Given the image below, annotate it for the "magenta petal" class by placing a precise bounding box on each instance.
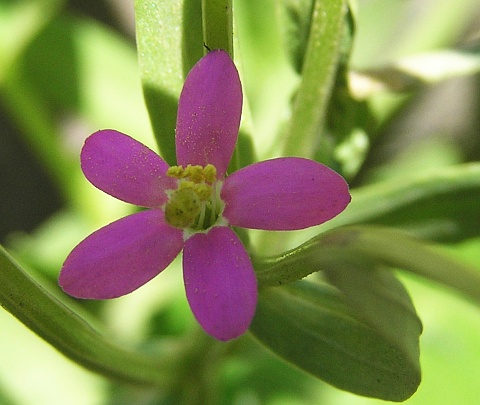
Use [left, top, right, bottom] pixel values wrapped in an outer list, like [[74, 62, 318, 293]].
[[81, 130, 177, 207], [176, 50, 242, 177], [222, 157, 351, 230], [183, 226, 257, 341], [59, 210, 183, 299]]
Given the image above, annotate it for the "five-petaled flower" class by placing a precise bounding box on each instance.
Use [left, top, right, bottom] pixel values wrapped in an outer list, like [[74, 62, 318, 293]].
[[59, 50, 351, 341]]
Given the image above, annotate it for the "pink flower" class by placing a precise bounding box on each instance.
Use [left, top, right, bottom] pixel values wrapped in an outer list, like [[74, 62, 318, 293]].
[[59, 50, 351, 341]]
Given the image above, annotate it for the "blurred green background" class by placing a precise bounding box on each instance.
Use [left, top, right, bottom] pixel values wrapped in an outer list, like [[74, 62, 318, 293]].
[[1, 0, 480, 404]]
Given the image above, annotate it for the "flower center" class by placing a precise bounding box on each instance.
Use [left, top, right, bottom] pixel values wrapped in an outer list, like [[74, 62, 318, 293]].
[[164, 164, 224, 231]]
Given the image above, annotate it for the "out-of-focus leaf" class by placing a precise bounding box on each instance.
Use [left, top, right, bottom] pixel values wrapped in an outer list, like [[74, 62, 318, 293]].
[[134, 0, 203, 165], [276, 0, 315, 73], [251, 281, 421, 401], [20, 15, 152, 144], [255, 225, 480, 307], [282, 0, 347, 160], [1, 67, 77, 198], [350, 50, 480, 98], [351, 0, 479, 69], [325, 163, 480, 242], [0, 245, 173, 387], [2, 14, 152, 220], [234, 0, 297, 161], [0, 0, 64, 82]]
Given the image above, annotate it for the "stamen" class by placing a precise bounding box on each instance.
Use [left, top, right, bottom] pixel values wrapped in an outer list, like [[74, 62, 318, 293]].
[[164, 164, 222, 231], [184, 165, 204, 183], [196, 202, 206, 229], [204, 164, 217, 183], [167, 166, 185, 178], [210, 184, 217, 225]]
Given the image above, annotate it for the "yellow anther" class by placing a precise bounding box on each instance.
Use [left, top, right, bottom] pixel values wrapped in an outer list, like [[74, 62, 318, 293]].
[[166, 166, 185, 178], [204, 164, 217, 183], [184, 165, 204, 183]]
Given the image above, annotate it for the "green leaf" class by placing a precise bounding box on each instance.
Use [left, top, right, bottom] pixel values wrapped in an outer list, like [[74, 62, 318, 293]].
[[352, 49, 480, 97], [321, 259, 422, 366], [255, 225, 480, 306], [282, 0, 347, 159], [19, 15, 152, 142], [251, 281, 421, 401], [325, 163, 480, 242], [0, 245, 173, 387], [350, 0, 479, 69], [331, 226, 480, 306], [2, 14, 154, 217], [0, 0, 64, 83], [276, 0, 315, 73], [134, 0, 203, 164]]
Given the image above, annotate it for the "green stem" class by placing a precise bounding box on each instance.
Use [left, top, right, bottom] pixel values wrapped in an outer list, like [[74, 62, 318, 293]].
[[201, 0, 233, 56], [282, 0, 346, 159], [0, 246, 174, 387], [202, 0, 250, 176]]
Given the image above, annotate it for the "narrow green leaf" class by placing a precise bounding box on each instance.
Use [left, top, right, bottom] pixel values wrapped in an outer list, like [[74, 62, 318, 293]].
[[276, 0, 315, 73], [251, 281, 421, 401], [134, 0, 203, 164], [0, 246, 173, 387], [325, 163, 480, 242], [255, 225, 480, 306], [352, 49, 480, 97], [332, 226, 480, 306], [282, 0, 347, 159]]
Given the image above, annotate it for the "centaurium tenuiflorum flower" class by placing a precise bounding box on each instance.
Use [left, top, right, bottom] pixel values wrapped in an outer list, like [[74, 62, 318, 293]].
[[59, 50, 351, 341]]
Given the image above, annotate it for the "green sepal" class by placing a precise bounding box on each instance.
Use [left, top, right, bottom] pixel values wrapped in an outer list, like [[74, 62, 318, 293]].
[[251, 281, 421, 401]]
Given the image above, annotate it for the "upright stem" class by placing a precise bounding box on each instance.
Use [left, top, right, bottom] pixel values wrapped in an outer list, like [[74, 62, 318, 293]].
[[282, 0, 347, 159], [201, 0, 234, 57]]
